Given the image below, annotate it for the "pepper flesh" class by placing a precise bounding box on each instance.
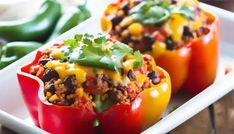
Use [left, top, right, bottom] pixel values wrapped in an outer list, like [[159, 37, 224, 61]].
[[155, 11, 219, 95], [17, 51, 171, 134], [102, 0, 219, 95]]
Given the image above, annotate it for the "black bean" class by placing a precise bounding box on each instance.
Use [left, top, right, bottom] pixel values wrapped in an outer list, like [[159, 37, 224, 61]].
[[195, 26, 206, 37], [121, 2, 130, 15], [116, 84, 125, 92], [170, 0, 177, 4], [66, 98, 75, 106], [165, 37, 177, 50], [42, 69, 59, 82], [47, 83, 55, 94], [110, 15, 122, 29], [143, 35, 154, 46], [132, 39, 140, 45], [39, 58, 51, 65], [147, 71, 157, 79], [122, 35, 131, 44], [102, 75, 113, 87], [183, 26, 194, 38], [64, 76, 75, 89], [64, 76, 76, 94], [152, 77, 160, 85], [127, 69, 136, 81], [107, 90, 119, 102], [147, 71, 160, 85]]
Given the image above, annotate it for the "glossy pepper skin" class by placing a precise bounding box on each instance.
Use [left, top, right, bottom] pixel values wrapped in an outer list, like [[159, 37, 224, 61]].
[[0, 41, 42, 69], [47, 5, 91, 41], [17, 51, 171, 134], [0, 0, 62, 42], [155, 11, 219, 95], [101, 0, 219, 95]]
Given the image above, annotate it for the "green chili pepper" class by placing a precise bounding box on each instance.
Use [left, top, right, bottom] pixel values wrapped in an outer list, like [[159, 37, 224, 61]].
[[0, 0, 62, 42], [0, 41, 42, 69], [47, 3, 91, 41]]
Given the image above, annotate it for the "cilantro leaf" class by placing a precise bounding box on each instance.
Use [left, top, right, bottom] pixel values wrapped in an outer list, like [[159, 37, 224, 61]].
[[133, 51, 143, 69], [176, 6, 195, 20], [64, 39, 77, 48], [65, 33, 143, 71]]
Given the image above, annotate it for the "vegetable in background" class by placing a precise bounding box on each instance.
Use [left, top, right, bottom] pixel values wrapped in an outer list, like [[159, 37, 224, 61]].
[[0, 0, 62, 42], [153, 11, 219, 95], [47, 4, 91, 41], [0, 0, 92, 70], [0, 42, 42, 69], [102, 0, 219, 95]]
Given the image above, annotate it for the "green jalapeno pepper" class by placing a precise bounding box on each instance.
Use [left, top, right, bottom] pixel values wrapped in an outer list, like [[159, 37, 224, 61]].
[[0, 0, 62, 42], [47, 4, 91, 41], [0, 41, 42, 69]]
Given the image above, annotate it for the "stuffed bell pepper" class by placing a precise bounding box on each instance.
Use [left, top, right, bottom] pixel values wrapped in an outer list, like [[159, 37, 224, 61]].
[[101, 0, 219, 95], [17, 34, 171, 134]]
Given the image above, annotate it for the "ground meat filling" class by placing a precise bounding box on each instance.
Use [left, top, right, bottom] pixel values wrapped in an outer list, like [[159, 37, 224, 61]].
[[36, 56, 161, 108], [105, 0, 209, 51]]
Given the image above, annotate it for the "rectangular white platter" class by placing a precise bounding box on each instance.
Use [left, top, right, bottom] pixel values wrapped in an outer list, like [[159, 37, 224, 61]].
[[0, 1, 234, 134]]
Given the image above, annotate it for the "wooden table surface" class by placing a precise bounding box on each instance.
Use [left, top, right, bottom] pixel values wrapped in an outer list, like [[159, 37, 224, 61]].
[[0, 1, 233, 134]]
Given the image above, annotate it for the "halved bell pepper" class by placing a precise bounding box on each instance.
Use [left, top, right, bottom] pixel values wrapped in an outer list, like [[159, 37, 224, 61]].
[[101, 0, 219, 95], [17, 50, 171, 134], [155, 10, 219, 95]]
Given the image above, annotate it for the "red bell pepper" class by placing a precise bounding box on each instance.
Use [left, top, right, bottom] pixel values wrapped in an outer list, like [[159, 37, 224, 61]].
[[17, 50, 171, 133]]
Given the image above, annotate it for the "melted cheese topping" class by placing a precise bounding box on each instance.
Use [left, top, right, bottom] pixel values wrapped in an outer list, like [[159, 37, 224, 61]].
[[46, 61, 87, 84]]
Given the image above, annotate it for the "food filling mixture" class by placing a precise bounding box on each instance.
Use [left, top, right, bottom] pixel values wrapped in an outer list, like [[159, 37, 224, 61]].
[[30, 34, 163, 112], [102, 0, 211, 52]]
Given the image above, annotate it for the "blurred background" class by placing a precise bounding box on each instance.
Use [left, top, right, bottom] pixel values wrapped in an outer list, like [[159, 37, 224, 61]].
[[0, 0, 233, 134]]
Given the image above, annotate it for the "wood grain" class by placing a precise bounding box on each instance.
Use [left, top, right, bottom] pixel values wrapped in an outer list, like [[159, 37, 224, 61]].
[[171, 91, 234, 134]]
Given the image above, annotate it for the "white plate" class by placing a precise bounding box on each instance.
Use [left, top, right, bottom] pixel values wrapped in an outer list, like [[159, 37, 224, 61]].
[[0, 2, 234, 134]]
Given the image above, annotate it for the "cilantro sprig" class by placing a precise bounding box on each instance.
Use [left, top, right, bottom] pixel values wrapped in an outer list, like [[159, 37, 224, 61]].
[[62, 33, 143, 71], [130, 0, 195, 25]]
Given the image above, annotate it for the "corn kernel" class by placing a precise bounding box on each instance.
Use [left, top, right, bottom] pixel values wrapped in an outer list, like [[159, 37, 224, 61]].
[[49, 94, 58, 102], [92, 102, 96, 107], [55, 66, 67, 79], [120, 17, 134, 27], [51, 49, 64, 59], [75, 69, 86, 84], [46, 92, 52, 97], [123, 59, 135, 73], [45, 61, 53, 69], [76, 88, 84, 98], [121, 30, 129, 38], [128, 23, 143, 36]]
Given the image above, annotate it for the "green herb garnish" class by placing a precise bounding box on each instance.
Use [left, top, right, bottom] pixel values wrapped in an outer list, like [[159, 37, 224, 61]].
[[130, 0, 195, 25], [64, 33, 143, 71]]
